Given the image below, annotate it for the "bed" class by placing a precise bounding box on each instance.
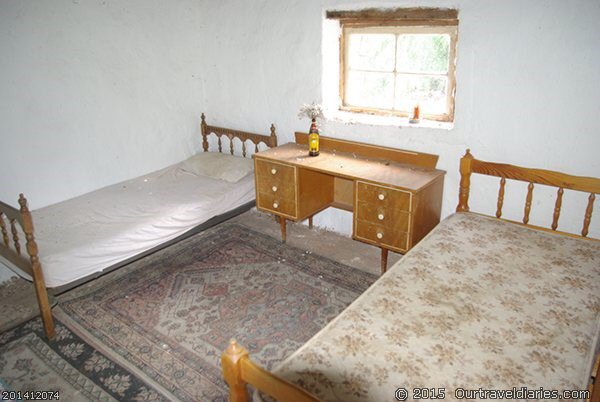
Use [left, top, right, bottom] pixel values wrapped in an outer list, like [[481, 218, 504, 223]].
[[221, 150, 600, 402], [0, 114, 278, 340]]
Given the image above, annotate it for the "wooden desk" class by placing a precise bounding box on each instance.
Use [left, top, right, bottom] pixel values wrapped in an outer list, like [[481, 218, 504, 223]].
[[253, 135, 445, 273]]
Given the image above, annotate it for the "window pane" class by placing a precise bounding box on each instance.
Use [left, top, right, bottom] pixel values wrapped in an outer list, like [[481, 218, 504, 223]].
[[347, 33, 395, 72], [396, 34, 450, 74], [346, 71, 394, 109], [395, 74, 448, 115]]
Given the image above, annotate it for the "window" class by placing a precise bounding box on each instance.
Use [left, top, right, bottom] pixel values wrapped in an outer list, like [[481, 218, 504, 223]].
[[329, 8, 458, 123]]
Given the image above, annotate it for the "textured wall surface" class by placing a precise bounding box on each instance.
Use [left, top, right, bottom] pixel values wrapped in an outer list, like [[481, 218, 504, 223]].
[[0, 0, 205, 208], [1, 0, 599, 241], [198, 0, 600, 237]]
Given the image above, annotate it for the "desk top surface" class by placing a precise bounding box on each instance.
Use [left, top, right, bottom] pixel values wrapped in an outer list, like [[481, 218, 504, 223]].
[[255, 143, 445, 191]]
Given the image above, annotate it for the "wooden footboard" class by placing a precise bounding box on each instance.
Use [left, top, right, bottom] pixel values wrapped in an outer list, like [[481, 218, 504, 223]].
[[221, 340, 319, 402], [223, 340, 600, 402], [457, 149, 599, 239], [0, 195, 55, 339]]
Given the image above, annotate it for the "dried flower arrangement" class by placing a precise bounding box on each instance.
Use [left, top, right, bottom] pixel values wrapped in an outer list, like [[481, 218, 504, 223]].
[[298, 102, 324, 121]]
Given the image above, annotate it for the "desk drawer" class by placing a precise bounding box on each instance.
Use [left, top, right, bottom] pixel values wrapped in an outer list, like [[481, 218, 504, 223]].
[[256, 178, 296, 201], [356, 182, 411, 212], [256, 159, 296, 186], [257, 192, 297, 218], [355, 220, 408, 252], [355, 202, 410, 232], [255, 159, 296, 200]]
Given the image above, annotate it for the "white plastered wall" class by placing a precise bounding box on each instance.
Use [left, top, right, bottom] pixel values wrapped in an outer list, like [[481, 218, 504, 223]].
[[0, 0, 599, 245], [199, 0, 600, 238], [0, 0, 206, 209], [0, 0, 208, 281]]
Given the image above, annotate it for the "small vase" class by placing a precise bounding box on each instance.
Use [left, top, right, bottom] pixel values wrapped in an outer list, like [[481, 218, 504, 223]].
[[308, 118, 320, 157]]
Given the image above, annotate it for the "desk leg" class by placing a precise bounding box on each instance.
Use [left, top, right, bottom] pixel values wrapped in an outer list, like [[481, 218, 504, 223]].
[[308, 216, 313, 229], [279, 217, 287, 242], [380, 248, 388, 275]]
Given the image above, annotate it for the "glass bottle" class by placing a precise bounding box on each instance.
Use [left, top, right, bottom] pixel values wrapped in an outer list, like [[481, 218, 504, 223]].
[[308, 118, 320, 157]]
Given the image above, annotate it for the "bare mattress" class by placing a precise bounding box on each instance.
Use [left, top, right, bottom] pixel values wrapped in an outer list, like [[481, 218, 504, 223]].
[[272, 212, 600, 401], [12, 161, 254, 288]]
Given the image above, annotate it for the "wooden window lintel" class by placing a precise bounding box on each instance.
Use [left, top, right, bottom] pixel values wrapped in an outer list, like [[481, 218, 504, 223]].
[[326, 7, 458, 23]]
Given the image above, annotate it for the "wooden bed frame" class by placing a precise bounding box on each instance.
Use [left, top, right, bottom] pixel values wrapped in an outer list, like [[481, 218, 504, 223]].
[[457, 149, 599, 239], [0, 113, 277, 340], [221, 149, 600, 402]]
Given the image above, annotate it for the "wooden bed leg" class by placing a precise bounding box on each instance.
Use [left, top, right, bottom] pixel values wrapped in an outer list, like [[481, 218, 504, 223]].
[[591, 355, 600, 402], [308, 216, 313, 229], [19, 195, 55, 340], [280, 217, 287, 242], [380, 248, 388, 275], [32, 265, 55, 340], [222, 340, 250, 402]]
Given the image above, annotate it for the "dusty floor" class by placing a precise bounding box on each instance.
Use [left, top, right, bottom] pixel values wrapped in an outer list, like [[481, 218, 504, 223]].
[[231, 209, 401, 276], [0, 208, 401, 331], [0, 277, 40, 333]]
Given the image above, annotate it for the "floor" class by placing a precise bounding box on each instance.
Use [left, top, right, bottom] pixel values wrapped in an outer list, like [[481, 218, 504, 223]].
[[0, 208, 401, 331], [0, 277, 40, 333], [231, 209, 401, 276]]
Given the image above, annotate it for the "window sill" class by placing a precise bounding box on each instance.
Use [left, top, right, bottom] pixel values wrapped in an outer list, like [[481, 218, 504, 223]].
[[326, 109, 454, 131]]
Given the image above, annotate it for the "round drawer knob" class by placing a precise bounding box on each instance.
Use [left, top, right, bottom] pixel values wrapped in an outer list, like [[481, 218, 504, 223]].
[[272, 186, 278, 192], [273, 202, 279, 209], [271, 168, 277, 175], [378, 213, 384, 221], [378, 194, 385, 201], [376, 232, 383, 239]]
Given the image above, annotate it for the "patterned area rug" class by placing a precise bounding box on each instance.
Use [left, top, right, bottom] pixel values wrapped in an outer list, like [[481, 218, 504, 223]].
[[57, 223, 377, 401], [0, 277, 43, 334], [0, 317, 166, 401]]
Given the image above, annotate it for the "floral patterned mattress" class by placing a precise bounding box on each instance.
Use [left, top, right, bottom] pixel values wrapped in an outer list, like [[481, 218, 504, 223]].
[[272, 212, 600, 401]]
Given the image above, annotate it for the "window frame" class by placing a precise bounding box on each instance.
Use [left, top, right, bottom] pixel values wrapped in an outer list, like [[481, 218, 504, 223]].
[[334, 9, 459, 123]]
